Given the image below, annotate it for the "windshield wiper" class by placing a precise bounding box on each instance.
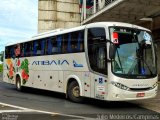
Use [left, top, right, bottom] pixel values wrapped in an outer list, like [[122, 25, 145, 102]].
[[127, 56, 153, 75], [127, 59, 137, 75], [134, 32, 154, 75], [116, 49, 124, 73], [135, 56, 153, 75]]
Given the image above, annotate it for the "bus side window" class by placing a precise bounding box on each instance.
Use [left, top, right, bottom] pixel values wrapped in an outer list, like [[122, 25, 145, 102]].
[[46, 38, 52, 55], [46, 37, 58, 55], [45, 41, 47, 55], [67, 33, 72, 53], [14, 44, 21, 57], [67, 31, 84, 53], [24, 42, 33, 57], [33, 41, 37, 56], [10, 46, 14, 58], [33, 40, 41, 56], [23, 43, 26, 57], [21, 43, 24, 57], [72, 32, 78, 52], [78, 31, 84, 52], [29, 42, 33, 56], [57, 35, 62, 53], [52, 37, 58, 54], [37, 40, 42, 56], [41, 39, 46, 55], [6, 44, 23, 58], [5, 47, 9, 58], [62, 34, 68, 53]]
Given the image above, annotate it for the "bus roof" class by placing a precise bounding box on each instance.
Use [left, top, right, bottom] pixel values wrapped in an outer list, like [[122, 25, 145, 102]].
[[6, 22, 150, 46]]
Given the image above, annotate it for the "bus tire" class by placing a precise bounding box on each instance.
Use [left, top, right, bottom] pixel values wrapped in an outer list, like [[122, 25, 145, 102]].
[[67, 81, 83, 103], [16, 76, 23, 91]]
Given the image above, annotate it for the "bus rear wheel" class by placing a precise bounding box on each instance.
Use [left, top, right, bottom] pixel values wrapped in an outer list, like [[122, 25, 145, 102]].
[[67, 81, 83, 103], [16, 76, 23, 91]]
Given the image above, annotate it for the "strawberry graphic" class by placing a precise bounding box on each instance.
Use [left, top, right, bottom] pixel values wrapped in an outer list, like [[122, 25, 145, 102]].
[[9, 70, 13, 78], [20, 59, 29, 85], [17, 59, 20, 67], [9, 63, 14, 78], [7, 61, 14, 79], [22, 70, 29, 81]]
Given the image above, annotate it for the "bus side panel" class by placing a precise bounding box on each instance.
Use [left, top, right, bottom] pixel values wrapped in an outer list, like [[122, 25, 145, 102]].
[[58, 71, 64, 92], [3, 59, 16, 85], [82, 72, 91, 97], [32, 70, 61, 92], [3, 69, 15, 84]]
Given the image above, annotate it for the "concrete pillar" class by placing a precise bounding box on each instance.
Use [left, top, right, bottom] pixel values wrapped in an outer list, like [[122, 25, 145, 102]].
[[38, 0, 80, 33]]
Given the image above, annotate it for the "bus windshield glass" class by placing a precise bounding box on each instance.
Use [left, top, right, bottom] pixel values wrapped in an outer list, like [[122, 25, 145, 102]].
[[110, 27, 157, 78]]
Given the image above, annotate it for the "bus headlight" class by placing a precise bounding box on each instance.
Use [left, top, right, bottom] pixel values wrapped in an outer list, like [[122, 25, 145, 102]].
[[111, 81, 129, 90]]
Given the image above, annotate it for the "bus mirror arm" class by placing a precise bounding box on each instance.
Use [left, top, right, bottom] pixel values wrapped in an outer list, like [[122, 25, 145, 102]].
[[107, 59, 112, 62], [106, 40, 116, 60]]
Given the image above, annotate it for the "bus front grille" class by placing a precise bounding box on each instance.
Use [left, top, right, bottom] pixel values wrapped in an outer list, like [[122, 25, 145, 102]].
[[129, 87, 152, 91]]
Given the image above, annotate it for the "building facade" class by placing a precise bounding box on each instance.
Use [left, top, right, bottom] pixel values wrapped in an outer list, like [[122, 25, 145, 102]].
[[38, 0, 81, 33]]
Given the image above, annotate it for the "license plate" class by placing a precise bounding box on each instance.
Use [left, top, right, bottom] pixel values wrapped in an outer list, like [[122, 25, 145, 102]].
[[137, 93, 145, 97]]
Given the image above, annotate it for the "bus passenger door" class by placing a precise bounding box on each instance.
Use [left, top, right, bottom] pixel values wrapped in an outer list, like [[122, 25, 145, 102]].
[[92, 47, 108, 100], [87, 27, 108, 100]]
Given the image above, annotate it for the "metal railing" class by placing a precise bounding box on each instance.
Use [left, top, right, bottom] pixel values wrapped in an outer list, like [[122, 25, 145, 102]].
[[105, 0, 116, 6], [82, 0, 117, 19]]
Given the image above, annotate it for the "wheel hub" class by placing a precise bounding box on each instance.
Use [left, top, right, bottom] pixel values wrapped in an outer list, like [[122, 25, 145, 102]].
[[72, 86, 80, 97]]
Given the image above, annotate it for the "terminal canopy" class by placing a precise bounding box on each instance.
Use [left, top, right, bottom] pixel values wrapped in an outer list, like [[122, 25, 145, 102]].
[[82, 0, 160, 24]]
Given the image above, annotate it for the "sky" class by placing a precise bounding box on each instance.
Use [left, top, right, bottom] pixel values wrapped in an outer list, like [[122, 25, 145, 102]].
[[0, 0, 38, 51]]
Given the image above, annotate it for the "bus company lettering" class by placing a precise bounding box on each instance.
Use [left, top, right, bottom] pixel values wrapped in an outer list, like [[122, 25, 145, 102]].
[[32, 60, 69, 66]]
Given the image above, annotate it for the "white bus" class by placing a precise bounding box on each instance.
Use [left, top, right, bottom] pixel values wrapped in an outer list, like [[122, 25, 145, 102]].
[[3, 22, 158, 102]]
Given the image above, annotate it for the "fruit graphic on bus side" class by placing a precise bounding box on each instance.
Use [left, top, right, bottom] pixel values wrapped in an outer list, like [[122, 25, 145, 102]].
[[9, 64, 14, 78], [17, 59, 20, 67], [22, 70, 29, 80], [6, 59, 15, 80], [20, 59, 29, 85]]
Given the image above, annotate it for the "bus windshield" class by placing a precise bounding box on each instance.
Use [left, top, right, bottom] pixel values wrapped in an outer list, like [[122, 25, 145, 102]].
[[110, 27, 157, 78]]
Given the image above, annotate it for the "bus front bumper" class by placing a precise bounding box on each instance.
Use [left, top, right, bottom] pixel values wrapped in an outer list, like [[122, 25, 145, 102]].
[[107, 86, 158, 101]]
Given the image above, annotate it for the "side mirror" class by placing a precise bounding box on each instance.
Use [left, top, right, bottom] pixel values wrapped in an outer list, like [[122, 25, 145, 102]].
[[106, 40, 116, 60], [109, 43, 116, 59], [140, 40, 151, 49]]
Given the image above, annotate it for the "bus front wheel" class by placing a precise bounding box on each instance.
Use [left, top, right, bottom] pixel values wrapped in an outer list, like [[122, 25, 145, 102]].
[[67, 81, 83, 103]]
